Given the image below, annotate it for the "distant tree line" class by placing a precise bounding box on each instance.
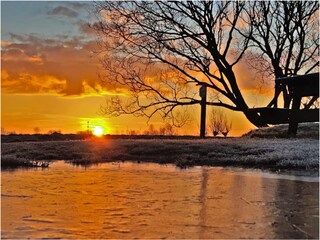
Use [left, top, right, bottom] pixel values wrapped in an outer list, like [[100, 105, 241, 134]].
[[127, 123, 176, 136]]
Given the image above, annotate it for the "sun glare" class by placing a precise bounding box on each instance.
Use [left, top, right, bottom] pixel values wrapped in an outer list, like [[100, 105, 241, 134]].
[[93, 126, 104, 137]]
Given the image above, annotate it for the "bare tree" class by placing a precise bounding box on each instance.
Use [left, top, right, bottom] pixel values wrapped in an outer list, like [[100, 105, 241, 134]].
[[144, 124, 159, 135], [209, 108, 232, 137], [34, 127, 40, 134], [245, 1, 319, 108], [209, 109, 222, 136], [48, 130, 61, 134], [94, 1, 271, 127], [159, 126, 166, 136], [94, 1, 318, 128], [159, 122, 175, 136], [128, 130, 138, 136], [221, 119, 232, 137]]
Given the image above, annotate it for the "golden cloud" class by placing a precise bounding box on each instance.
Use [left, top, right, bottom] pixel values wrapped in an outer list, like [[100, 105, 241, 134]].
[[233, 60, 274, 96], [1, 32, 275, 103], [1, 36, 126, 96]]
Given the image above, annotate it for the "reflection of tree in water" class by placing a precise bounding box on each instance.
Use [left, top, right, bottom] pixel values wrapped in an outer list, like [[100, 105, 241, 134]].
[[197, 168, 267, 238], [195, 169, 318, 238], [229, 172, 274, 237], [197, 169, 279, 238], [273, 179, 319, 239], [198, 168, 208, 239]]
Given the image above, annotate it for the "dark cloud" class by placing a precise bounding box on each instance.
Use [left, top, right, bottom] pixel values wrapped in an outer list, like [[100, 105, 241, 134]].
[[47, 6, 79, 18]]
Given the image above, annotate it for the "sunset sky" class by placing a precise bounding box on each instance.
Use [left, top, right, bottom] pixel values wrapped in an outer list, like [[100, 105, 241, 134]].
[[1, 1, 275, 136]]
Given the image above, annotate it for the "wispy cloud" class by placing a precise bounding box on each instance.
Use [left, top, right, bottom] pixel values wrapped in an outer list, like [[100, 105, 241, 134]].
[[78, 21, 99, 35], [47, 6, 79, 18]]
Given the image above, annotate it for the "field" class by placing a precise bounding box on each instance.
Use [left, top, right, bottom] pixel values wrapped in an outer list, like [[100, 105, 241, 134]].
[[2, 123, 319, 173]]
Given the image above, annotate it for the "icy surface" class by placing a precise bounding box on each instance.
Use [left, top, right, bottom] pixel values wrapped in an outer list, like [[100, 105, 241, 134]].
[[2, 162, 319, 239]]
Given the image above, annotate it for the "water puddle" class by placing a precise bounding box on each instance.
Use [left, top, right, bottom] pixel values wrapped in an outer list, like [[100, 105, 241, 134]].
[[2, 161, 319, 239]]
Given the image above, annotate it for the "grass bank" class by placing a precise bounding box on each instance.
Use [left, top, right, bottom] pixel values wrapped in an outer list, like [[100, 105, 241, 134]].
[[243, 123, 319, 139], [1, 136, 318, 173]]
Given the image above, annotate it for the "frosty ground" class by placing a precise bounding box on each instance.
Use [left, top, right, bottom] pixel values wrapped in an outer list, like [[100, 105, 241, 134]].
[[2, 125, 319, 175]]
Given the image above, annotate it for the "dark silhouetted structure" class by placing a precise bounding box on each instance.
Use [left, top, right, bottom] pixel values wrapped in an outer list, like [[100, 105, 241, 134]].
[[248, 73, 319, 136], [199, 85, 207, 138]]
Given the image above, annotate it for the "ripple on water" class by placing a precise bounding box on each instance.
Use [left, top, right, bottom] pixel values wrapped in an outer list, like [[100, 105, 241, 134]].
[[2, 194, 32, 198], [112, 229, 131, 234], [23, 218, 55, 224], [15, 226, 34, 231]]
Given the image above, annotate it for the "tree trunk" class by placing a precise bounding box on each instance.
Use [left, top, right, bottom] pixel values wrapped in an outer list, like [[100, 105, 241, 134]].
[[243, 109, 269, 128], [225, 72, 269, 128]]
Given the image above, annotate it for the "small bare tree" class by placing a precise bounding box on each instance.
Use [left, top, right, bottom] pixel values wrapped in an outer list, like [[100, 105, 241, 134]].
[[159, 126, 166, 136], [144, 124, 159, 135], [34, 127, 40, 134], [209, 109, 222, 136], [128, 130, 138, 136], [209, 109, 232, 137], [48, 130, 61, 134], [158, 122, 175, 135], [1, 127, 5, 135], [160, 122, 175, 136], [221, 119, 232, 137]]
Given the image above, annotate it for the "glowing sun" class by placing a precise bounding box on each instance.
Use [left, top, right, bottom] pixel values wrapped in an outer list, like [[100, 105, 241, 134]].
[[93, 126, 104, 137]]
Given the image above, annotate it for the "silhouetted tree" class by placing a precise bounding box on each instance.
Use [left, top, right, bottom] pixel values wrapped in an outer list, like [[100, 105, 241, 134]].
[[245, 1, 319, 108], [34, 127, 40, 134], [209, 108, 232, 137], [48, 130, 61, 134], [94, 1, 318, 127], [128, 130, 138, 136], [159, 123, 175, 136], [95, 2, 260, 125], [144, 124, 159, 135], [209, 109, 223, 136], [221, 119, 232, 137]]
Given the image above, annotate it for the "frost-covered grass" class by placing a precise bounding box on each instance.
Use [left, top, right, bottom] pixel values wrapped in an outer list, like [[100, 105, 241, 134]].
[[1, 137, 318, 172], [1, 154, 49, 169], [243, 122, 319, 139]]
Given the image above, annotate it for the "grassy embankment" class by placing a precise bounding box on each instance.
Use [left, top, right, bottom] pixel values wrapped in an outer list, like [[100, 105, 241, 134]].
[[1, 123, 319, 171]]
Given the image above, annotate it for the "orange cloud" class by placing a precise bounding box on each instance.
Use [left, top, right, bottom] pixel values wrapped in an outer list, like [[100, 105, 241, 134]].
[[78, 21, 100, 36], [1, 35, 125, 96], [233, 60, 274, 96], [1, 73, 65, 94]]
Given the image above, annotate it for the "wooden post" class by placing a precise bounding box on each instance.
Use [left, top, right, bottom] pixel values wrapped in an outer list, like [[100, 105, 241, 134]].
[[199, 85, 207, 138], [288, 96, 302, 137]]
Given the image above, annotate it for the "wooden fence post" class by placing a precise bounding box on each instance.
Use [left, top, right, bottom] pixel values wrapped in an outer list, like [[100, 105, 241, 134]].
[[199, 85, 207, 138], [288, 96, 302, 136]]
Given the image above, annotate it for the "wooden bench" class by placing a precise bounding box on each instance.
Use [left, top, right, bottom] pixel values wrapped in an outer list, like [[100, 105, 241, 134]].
[[248, 73, 319, 136]]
